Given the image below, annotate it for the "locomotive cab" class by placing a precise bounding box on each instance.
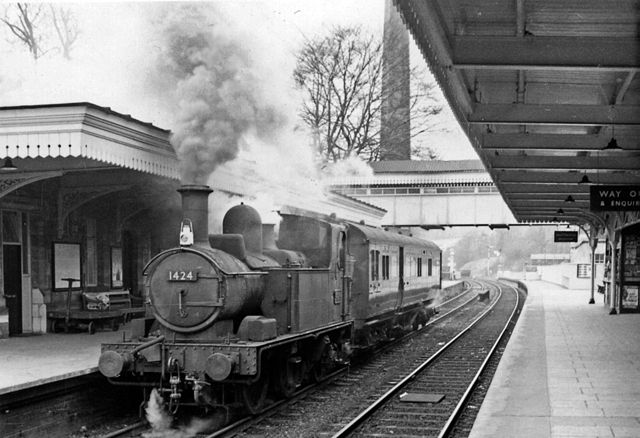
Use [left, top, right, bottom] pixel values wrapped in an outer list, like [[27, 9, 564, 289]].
[[277, 214, 333, 268]]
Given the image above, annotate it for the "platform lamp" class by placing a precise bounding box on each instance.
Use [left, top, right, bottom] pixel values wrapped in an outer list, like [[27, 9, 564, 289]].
[[564, 195, 575, 203], [603, 118, 621, 150], [1, 157, 17, 171], [603, 136, 621, 150], [578, 173, 591, 184]]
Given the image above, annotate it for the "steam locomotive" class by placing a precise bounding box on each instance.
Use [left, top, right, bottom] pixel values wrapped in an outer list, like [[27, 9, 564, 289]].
[[98, 185, 441, 414]]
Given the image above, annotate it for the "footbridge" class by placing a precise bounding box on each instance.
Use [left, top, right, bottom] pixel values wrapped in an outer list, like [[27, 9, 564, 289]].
[[329, 160, 517, 229]]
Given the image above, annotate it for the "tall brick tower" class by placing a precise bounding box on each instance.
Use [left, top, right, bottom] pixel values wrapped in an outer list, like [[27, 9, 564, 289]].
[[380, 0, 411, 161]]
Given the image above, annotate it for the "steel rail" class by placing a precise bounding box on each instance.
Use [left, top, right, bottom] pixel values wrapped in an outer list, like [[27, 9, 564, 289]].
[[330, 280, 505, 438], [100, 420, 147, 438], [204, 366, 346, 438], [430, 280, 485, 323], [437, 280, 521, 438]]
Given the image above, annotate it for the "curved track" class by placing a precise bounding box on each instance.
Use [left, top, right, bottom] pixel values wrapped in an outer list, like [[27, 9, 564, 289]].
[[332, 279, 522, 438]]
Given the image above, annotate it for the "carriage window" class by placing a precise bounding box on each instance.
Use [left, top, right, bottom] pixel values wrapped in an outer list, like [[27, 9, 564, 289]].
[[382, 255, 390, 280], [412, 257, 417, 276], [428, 258, 433, 276], [370, 251, 374, 280], [370, 250, 380, 281], [417, 257, 423, 277]]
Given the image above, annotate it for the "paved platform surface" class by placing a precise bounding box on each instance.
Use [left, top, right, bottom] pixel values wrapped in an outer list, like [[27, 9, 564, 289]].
[[470, 281, 640, 438], [0, 331, 121, 395]]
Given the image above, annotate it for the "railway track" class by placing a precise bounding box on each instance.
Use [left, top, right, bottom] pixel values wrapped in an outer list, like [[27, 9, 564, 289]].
[[331, 279, 523, 438], [445, 279, 527, 438]]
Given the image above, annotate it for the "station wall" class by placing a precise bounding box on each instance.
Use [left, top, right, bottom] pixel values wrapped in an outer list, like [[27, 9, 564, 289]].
[[0, 177, 181, 337]]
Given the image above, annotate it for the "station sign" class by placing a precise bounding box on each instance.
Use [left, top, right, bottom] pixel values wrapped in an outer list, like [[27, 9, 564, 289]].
[[554, 231, 578, 243], [590, 185, 640, 211]]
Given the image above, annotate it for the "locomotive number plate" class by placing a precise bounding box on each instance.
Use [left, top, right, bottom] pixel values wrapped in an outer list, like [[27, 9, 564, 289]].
[[168, 270, 198, 281]]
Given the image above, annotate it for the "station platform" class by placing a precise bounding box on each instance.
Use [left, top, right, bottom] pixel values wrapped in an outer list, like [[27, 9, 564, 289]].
[[0, 331, 120, 395], [470, 281, 640, 438]]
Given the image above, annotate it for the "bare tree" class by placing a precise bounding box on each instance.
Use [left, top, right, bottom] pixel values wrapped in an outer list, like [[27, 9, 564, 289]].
[[50, 5, 78, 60], [2, 4, 80, 60], [294, 25, 443, 163], [2, 3, 45, 59]]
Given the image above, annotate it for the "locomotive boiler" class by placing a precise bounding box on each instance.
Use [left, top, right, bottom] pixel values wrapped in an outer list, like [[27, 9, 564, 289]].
[[98, 184, 441, 414]]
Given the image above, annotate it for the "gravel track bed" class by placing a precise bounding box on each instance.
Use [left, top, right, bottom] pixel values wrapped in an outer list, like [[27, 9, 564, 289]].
[[446, 282, 527, 438], [348, 280, 520, 438], [233, 285, 496, 437]]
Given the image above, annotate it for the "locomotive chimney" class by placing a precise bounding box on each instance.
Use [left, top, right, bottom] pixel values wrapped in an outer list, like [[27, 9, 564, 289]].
[[177, 184, 213, 247]]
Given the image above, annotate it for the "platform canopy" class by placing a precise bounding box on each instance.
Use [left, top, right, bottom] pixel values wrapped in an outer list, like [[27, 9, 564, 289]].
[[0, 102, 179, 179], [395, 0, 640, 225]]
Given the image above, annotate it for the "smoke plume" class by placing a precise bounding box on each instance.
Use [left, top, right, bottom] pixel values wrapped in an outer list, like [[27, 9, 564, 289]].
[[149, 4, 288, 184]]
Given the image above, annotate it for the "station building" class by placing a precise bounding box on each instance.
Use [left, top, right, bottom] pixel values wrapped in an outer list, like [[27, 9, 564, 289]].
[[0, 103, 183, 337]]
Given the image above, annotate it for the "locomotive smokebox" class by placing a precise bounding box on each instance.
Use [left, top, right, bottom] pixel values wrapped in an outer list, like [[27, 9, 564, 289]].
[[178, 184, 213, 246]]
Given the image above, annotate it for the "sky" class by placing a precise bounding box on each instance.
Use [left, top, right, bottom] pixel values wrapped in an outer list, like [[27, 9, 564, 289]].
[[0, 1, 476, 163]]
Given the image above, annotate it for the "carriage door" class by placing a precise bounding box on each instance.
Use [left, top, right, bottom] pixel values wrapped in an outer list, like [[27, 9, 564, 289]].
[[397, 247, 405, 310], [338, 231, 352, 319]]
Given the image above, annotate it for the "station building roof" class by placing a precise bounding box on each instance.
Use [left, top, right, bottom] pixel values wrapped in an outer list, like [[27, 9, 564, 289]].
[[0, 102, 178, 179], [395, 0, 640, 227], [530, 253, 570, 261], [327, 159, 494, 187], [370, 159, 486, 174]]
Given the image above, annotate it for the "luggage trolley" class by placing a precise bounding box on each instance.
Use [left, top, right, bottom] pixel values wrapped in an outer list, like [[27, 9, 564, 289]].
[[46, 278, 126, 334]]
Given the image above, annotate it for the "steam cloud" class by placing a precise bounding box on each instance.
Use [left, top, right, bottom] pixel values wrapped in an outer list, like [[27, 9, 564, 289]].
[[144, 389, 172, 435], [150, 5, 288, 185], [143, 388, 214, 438]]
